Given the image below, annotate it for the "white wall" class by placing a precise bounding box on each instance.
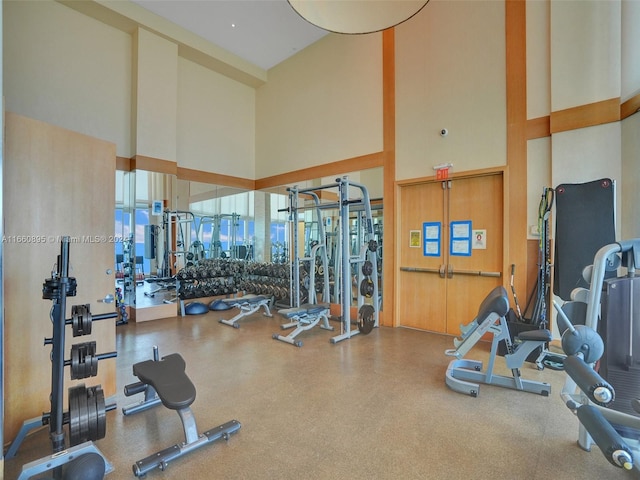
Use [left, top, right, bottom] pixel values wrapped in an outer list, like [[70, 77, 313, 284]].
[[526, 138, 551, 238], [395, 0, 506, 180], [526, 0, 550, 119], [621, 113, 640, 239], [134, 28, 178, 161], [621, 0, 640, 100], [178, 58, 256, 176], [550, 0, 621, 110], [3, 0, 132, 157], [255, 33, 383, 178], [551, 123, 622, 238]]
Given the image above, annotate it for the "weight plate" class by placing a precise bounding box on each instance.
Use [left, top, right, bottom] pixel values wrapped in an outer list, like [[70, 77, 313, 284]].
[[87, 387, 97, 441], [94, 386, 107, 440], [79, 385, 89, 444], [69, 384, 89, 446], [69, 385, 81, 445], [359, 279, 374, 298], [71, 304, 92, 337], [358, 304, 375, 334], [70, 344, 80, 380], [361, 260, 373, 276]]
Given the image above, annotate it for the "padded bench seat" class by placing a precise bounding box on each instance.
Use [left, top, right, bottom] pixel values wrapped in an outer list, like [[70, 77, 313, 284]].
[[133, 353, 196, 410], [278, 303, 330, 319], [221, 294, 268, 306]]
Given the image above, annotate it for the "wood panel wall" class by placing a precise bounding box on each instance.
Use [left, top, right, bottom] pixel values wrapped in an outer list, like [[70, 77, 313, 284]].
[[4, 113, 117, 442]]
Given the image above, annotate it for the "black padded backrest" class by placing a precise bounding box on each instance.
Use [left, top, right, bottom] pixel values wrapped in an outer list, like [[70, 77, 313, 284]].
[[133, 353, 196, 410], [476, 286, 509, 322]]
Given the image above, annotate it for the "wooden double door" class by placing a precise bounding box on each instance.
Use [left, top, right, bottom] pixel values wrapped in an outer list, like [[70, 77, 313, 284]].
[[397, 172, 504, 335]]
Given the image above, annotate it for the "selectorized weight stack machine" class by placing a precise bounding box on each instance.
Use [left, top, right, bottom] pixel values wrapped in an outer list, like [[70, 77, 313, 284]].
[[7, 237, 118, 480]]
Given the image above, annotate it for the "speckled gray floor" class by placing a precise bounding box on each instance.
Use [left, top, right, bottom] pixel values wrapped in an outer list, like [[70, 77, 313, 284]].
[[4, 308, 637, 479]]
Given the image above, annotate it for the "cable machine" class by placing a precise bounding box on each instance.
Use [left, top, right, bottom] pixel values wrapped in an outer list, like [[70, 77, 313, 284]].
[[199, 213, 247, 260], [159, 210, 195, 278]]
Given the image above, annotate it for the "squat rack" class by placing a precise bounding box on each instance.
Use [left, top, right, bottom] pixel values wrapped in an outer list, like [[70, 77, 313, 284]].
[[285, 176, 379, 343]]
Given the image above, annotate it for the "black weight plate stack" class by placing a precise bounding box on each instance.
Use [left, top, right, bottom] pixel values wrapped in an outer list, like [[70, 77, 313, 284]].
[[72, 304, 92, 337], [68, 384, 107, 446], [42, 276, 78, 300], [70, 342, 98, 380]]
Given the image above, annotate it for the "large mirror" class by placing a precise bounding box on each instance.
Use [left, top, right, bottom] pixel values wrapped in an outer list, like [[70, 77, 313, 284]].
[[115, 169, 178, 319], [114, 166, 383, 322], [257, 167, 383, 310]]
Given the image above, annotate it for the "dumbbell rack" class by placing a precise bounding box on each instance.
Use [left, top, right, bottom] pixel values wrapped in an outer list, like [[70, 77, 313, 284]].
[[7, 237, 118, 479]]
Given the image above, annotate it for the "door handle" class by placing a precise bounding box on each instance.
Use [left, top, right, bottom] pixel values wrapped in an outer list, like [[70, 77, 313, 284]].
[[439, 264, 446, 278], [447, 264, 454, 278], [449, 268, 502, 278], [98, 293, 115, 304], [400, 267, 441, 274]]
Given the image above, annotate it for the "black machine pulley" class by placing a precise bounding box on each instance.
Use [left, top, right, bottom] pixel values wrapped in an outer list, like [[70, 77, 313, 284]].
[[68, 384, 107, 446], [368, 239, 378, 252], [72, 304, 92, 337], [42, 276, 77, 300], [70, 342, 99, 379], [358, 304, 375, 334], [359, 278, 374, 298], [361, 260, 373, 276]]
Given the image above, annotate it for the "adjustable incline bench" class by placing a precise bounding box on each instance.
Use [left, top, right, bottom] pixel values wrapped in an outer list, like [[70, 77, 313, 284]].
[[445, 286, 552, 397], [124, 350, 241, 477], [218, 294, 272, 328], [272, 303, 333, 347]]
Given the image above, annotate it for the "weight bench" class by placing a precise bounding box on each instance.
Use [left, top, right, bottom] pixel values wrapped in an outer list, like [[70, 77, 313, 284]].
[[218, 294, 272, 328], [272, 303, 333, 347], [127, 352, 241, 477], [445, 286, 552, 397]]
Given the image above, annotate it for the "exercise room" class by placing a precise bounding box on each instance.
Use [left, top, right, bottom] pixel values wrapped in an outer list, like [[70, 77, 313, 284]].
[[3, 0, 640, 478]]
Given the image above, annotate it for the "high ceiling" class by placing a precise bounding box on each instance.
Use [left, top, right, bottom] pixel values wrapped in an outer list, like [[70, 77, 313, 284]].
[[131, 0, 329, 70]]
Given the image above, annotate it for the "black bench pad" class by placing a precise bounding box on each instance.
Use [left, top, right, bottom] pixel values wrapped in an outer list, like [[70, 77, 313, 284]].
[[517, 329, 553, 342], [133, 353, 196, 410]]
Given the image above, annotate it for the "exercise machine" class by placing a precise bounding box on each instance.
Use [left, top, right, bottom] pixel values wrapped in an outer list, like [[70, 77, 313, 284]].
[[218, 294, 273, 328], [272, 303, 333, 347], [445, 286, 552, 397], [557, 300, 636, 471], [123, 346, 241, 477], [8, 238, 118, 479], [286, 185, 331, 308], [558, 239, 640, 471]]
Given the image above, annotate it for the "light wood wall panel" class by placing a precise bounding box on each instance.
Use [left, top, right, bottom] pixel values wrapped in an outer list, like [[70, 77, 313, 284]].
[[4, 113, 116, 442]]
